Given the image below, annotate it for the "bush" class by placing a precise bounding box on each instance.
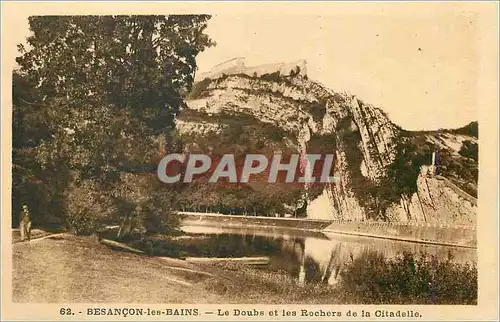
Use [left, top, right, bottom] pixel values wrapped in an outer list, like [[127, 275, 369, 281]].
[[187, 77, 212, 100], [260, 71, 282, 83], [339, 251, 477, 304], [130, 237, 179, 257], [458, 140, 478, 161], [301, 101, 327, 123], [449, 121, 478, 138], [65, 181, 106, 235], [66, 212, 99, 236], [438, 148, 478, 197]]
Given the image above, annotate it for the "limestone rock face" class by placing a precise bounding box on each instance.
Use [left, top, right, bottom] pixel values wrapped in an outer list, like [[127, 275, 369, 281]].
[[384, 166, 476, 225], [176, 119, 226, 136], [346, 97, 398, 179], [179, 63, 477, 225]]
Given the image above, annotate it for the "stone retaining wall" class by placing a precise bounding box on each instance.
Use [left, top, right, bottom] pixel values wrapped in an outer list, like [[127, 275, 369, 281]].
[[179, 212, 476, 248], [324, 220, 476, 248]]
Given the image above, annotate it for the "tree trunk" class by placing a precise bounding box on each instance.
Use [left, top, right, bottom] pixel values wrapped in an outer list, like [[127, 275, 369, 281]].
[[117, 214, 133, 240], [116, 215, 127, 240]]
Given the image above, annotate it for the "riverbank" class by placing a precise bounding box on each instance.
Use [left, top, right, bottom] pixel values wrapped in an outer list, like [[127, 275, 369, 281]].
[[12, 232, 476, 304], [12, 233, 340, 304]]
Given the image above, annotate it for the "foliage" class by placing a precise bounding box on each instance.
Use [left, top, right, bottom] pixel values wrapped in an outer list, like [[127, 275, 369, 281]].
[[335, 114, 434, 219], [12, 73, 69, 227], [385, 136, 432, 197], [307, 133, 337, 154], [260, 71, 282, 82], [400, 130, 478, 198], [458, 140, 478, 161], [289, 65, 301, 77], [138, 182, 182, 236], [438, 148, 478, 197], [17, 16, 214, 118], [448, 121, 478, 138], [13, 15, 214, 234], [339, 251, 477, 304], [305, 133, 338, 200], [65, 180, 110, 235], [176, 109, 310, 217], [187, 77, 212, 100], [203, 261, 340, 304]]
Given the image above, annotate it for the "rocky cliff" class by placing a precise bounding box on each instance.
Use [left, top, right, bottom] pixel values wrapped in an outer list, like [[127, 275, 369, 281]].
[[177, 60, 477, 225]]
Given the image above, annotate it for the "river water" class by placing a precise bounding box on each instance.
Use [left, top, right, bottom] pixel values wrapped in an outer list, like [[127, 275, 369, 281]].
[[179, 224, 477, 285]]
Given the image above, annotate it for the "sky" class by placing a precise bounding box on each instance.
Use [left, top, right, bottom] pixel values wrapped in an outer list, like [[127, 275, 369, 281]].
[[11, 7, 481, 131], [195, 12, 479, 131]]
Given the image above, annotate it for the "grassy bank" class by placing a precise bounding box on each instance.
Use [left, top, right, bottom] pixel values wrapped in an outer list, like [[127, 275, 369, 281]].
[[201, 261, 341, 304], [199, 251, 477, 305], [13, 233, 477, 304], [337, 251, 477, 304]]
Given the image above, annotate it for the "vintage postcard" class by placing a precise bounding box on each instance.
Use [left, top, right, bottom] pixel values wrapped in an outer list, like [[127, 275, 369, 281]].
[[1, 1, 498, 321]]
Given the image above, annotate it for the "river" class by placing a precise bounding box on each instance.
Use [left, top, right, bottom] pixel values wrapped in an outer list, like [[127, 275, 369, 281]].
[[179, 224, 477, 285]]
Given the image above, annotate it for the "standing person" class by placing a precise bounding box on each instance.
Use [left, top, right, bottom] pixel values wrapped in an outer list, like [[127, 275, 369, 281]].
[[19, 205, 32, 242]]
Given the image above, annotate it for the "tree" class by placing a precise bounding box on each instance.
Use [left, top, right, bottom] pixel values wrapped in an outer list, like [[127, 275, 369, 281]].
[[458, 140, 478, 161], [14, 15, 214, 234], [12, 72, 69, 228]]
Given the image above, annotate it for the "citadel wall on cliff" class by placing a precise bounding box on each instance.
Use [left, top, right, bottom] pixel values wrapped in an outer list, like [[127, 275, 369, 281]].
[[196, 57, 307, 81]]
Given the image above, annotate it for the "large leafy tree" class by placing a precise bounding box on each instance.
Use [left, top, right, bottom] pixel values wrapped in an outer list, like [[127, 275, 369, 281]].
[[13, 15, 214, 234]]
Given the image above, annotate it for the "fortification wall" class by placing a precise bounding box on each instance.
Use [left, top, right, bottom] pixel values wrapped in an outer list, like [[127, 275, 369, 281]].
[[245, 60, 307, 77], [196, 58, 307, 81], [210, 57, 246, 73], [323, 220, 476, 248], [197, 57, 246, 80]]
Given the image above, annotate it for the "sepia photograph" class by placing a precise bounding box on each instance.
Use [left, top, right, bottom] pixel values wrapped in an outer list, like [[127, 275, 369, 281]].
[[1, 1, 498, 321]]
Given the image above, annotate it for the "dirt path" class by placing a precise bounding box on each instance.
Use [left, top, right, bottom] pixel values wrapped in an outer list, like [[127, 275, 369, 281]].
[[12, 234, 224, 303], [12, 228, 52, 244], [11, 231, 343, 304]]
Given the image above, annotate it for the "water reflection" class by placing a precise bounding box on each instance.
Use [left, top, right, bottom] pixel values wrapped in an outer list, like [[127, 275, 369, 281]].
[[180, 224, 476, 285]]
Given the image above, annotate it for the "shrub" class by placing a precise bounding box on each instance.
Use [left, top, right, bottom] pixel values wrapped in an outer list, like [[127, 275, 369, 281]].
[[302, 101, 327, 123], [386, 137, 432, 197], [187, 77, 212, 100], [438, 147, 478, 197], [458, 140, 478, 161], [130, 236, 183, 257], [339, 251, 477, 304], [449, 121, 478, 138], [260, 71, 282, 83], [65, 180, 106, 235], [66, 212, 98, 236]]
